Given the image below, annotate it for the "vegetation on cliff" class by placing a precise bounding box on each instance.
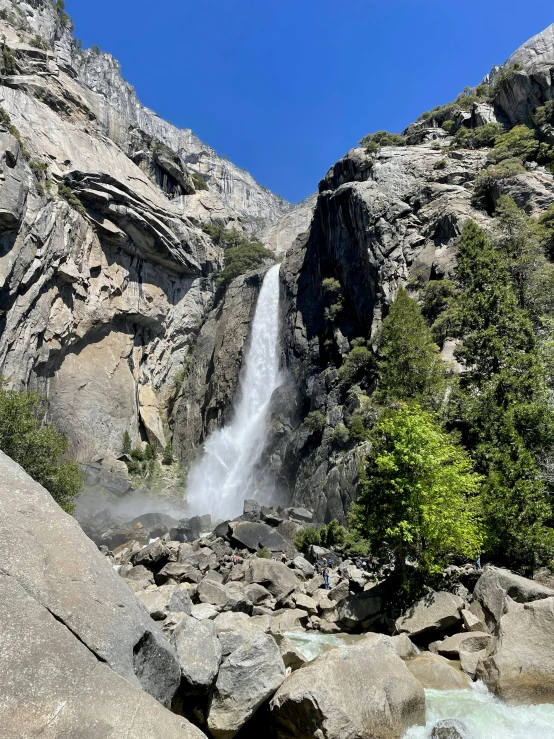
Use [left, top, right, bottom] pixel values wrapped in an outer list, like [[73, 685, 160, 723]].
[[203, 224, 274, 291], [0, 382, 82, 513]]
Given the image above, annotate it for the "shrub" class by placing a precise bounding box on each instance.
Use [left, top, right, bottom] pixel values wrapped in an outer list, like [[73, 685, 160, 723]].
[[338, 344, 374, 386], [30, 34, 49, 51], [145, 443, 157, 461], [217, 240, 274, 290], [332, 422, 350, 448], [433, 159, 447, 170], [534, 101, 554, 127], [441, 120, 456, 134], [29, 158, 47, 180], [451, 122, 505, 150], [294, 527, 321, 552], [349, 414, 367, 441], [58, 183, 86, 216], [322, 276, 344, 321], [304, 410, 326, 435], [257, 546, 271, 559], [488, 125, 539, 164], [162, 440, 174, 465], [319, 519, 347, 548], [0, 381, 82, 513], [0, 106, 30, 160], [472, 158, 527, 210], [191, 170, 208, 190], [359, 131, 406, 153], [1, 42, 17, 75]]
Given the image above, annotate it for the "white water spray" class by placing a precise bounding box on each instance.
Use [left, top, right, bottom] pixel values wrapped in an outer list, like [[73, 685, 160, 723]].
[[185, 264, 282, 520]]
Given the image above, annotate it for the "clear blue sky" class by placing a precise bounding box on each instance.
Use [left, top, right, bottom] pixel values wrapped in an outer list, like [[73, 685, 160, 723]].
[[66, 0, 553, 204]]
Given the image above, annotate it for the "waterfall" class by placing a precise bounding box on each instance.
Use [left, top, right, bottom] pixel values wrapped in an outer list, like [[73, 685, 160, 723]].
[[185, 264, 282, 520]]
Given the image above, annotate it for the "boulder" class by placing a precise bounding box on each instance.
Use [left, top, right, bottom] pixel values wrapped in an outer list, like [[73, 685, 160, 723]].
[[305, 545, 341, 566], [174, 614, 222, 694], [461, 607, 486, 632], [474, 566, 554, 631], [283, 507, 313, 524], [272, 608, 310, 633], [243, 499, 262, 518], [197, 579, 229, 607], [476, 596, 554, 703], [405, 652, 471, 691], [137, 585, 192, 621], [430, 719, 468, 739], [121, 564, 155, 584], [337, 586, 384, 629], [191, 603, 220, 621], [245, 558, 302, 602], [0, 451, 180, 706], [0, 573, 206, 739], [272, 633, 308, 671], [207, 631, 286, 738], [395, 591, 464, 641], [292, 556, 315, 578], [391, 633, 418, 660], [230, 521, 291, 554], [276, 519, 301, 543], [270, 634, 425, 739], [131, 539, 171, 571], [156, 562, 203, 585], [244, 583, 273, 606], [292, 592, 318, 616], [460, 648, 486, 679], [429, 631, 492, 658]]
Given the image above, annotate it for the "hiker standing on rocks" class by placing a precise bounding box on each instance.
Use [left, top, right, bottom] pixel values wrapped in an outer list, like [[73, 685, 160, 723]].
[[323, 564, 330, 590], [232, 552, 238, 565], [281, 551, 287, 564]]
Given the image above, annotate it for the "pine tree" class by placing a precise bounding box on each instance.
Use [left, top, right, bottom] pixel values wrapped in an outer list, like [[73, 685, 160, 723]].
[[377, 287, 446, 408], [449, 220, 554, 573], [122, 431, 132, 455]]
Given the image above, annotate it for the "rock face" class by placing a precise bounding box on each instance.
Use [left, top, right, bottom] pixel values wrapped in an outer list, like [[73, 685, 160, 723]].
[[0, 0, 286, 471], [395, 591, 464, 641], [0, 571, 206, 739], [270, 634, 425, 739], [504, 22, 554, 75], [260, 194, 317, 256], [0, 451, 182, 706]]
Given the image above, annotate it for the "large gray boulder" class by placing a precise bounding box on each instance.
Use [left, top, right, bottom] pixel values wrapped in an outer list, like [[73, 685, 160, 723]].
[[395, 591, 464, 641], [429, 631, 492, 659], [337, 585, 384, 629], [476, 596, 554, 703], [230, 521, 291, 554], [207, 631, 286, 738], [0, 451, 181, 706], [174, 614, 222, 694], [137, 585, 192, 621], [245, 558, 301, 602], [0, 571, 205, 738], [474, 566, 554, 631], [270, 634, 425, 739]]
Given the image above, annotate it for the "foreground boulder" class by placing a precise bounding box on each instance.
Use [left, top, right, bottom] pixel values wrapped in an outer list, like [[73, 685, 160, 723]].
[[174, 614, 222, 694], [0, 451, 181, 706], [0, 571, 205, 738], [208, 631, 286, 738], [270, 634, 425, 739], [476, 596, 554, 703], [405, 652, 471, 691], [245, 558, 301, 602], [395, 591, 464, 642], [474, 566, 554, 631]]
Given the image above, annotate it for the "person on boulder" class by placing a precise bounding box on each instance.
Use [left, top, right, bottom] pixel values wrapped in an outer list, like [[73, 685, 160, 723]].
[[232, 552, 238, 565], [281, 551, 287, 564], [323, 565, 330, 590]]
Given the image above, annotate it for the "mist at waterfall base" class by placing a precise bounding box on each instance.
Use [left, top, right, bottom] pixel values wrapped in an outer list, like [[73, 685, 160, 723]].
[[185, 264, 282, 521]]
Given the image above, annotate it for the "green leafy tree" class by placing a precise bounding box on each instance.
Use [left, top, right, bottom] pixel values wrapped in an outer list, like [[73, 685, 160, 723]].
[[377, 288, 446, 408], [351, 404, 483, 576], [294, 527, 321, 553], [0, 382, 82, 513], [338, 344, 375, 386]]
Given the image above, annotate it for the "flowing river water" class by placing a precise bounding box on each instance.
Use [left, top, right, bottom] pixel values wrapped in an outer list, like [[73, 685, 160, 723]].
[[185, 264, 282, 520], [284, 631, 554, 738]]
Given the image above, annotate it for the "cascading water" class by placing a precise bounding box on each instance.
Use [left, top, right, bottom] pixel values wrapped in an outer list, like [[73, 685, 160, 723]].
[[185, 263, 282, 520]]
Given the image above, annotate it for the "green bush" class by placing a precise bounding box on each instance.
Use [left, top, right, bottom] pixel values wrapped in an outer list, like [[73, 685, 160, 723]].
[[472, 158, 527, 210], [488, 125, 539, 164], [294, 527, 321, 552], [338, 344, 374, 386], [30, 35, 50, 51], [0, 381, 82, 513], [319, 519, 347, 548], [1, 43, 17, 75], [331, 422, 350, 448], [217, 241, 274, 290], [257, 546, 272, 559], [451, 122, 505, 150], [349, 414, 367, 441], [162, 440, 174, 465], [433, 159, 447, 170], [0, 106, 30, 160], [360, 131, 406, 153], [441, 120, 456, 134], [58, 183, 86, 216], [304, 410, 326, 435], [191, 171, 208, 190], [534, 101, 554, 127]]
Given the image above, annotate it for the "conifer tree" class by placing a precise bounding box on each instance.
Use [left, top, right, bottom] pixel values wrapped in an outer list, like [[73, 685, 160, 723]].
[[377, 287, 446, 408], [450, 220, 554, 573]]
